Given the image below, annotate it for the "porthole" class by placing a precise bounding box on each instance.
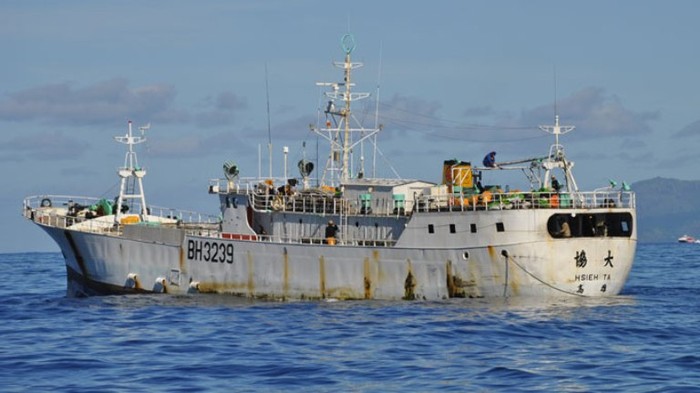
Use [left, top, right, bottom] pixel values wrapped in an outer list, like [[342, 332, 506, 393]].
[[462, 251, 470, 260]]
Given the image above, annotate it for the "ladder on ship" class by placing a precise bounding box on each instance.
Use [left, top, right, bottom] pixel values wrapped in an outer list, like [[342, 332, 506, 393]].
[[120, 176, 135, 212], [339, 209, 348, 245]]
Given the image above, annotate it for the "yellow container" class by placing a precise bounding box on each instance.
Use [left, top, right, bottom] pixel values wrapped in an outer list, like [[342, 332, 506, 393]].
[[120, 215, 140, 225]]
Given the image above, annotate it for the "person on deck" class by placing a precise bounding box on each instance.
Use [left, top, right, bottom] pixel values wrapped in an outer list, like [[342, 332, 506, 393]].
[[325, 220, 339, 245], [551, 175, 562, 192], [482, 151, 498, 168]]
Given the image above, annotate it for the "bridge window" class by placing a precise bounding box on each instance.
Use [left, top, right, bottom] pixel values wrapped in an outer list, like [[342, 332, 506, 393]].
[[548, 213, 633, 238]]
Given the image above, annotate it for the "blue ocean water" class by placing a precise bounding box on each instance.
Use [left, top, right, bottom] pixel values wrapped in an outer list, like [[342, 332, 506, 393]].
[[1, 244, 699, 392]]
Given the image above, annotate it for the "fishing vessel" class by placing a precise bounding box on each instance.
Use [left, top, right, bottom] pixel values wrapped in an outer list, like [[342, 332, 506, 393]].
[[23, 35, 637, 299]]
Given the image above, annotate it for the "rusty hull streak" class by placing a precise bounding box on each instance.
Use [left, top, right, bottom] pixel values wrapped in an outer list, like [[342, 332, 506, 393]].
[[487, 245, 496, 261], [446, 260, 455, 298], [319, 255, 326, 299], [446, 260, 467, 298], [363, 257, 372, 299], [508, 257, 521, 296], [283, 248, 289, 299], [373, 250, 385, 283], [247, 250, 255, 296], [403, 259, 416, 300], [465, 257, 482, 298], [179, 246, 185, 273], [134, 276, 142, 290], [366, 257, 374, 299]]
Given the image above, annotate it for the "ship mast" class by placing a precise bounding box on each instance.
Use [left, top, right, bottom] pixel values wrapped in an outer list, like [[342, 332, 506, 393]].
[[114, 121, 149, 223], [341, 38, 353, 181], [313, 34, 378, 187], [539, 115, 579, 192]]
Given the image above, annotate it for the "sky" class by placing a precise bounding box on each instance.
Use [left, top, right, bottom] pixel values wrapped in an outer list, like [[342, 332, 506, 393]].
[[2, 0, 699, 252]]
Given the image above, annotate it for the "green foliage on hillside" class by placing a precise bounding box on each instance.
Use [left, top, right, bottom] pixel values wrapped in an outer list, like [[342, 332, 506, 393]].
[[633, 177, 700, 242]]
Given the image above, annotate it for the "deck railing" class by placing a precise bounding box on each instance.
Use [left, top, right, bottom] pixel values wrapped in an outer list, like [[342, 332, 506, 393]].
[[412, 190, 635, 213], [210, 177, 635, 217], [23, 195, 220, 234], [24, 189, 633, 248]]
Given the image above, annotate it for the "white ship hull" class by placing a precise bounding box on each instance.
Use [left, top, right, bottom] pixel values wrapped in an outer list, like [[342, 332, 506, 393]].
[[34, 206, 636, 299]]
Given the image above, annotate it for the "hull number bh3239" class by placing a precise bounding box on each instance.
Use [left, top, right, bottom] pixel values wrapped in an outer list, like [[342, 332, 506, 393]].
[[187, 239, 234, 264]]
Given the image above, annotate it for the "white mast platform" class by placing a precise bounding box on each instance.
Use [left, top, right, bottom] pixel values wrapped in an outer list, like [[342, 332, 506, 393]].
[[114, 121, 150, 224]]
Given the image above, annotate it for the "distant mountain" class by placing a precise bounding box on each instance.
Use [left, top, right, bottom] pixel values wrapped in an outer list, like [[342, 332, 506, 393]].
[[632, 177, 700, 243]]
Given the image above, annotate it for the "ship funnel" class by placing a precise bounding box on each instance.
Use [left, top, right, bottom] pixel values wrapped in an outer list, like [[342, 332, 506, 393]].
[[223, 161, 239, 180]]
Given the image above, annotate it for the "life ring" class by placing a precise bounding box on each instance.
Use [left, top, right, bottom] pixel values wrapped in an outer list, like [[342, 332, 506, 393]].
[[40, 198, 52, 208]]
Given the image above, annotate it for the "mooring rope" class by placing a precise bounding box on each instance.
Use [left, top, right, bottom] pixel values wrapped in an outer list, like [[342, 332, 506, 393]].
[[501, 250, 587, 297]]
